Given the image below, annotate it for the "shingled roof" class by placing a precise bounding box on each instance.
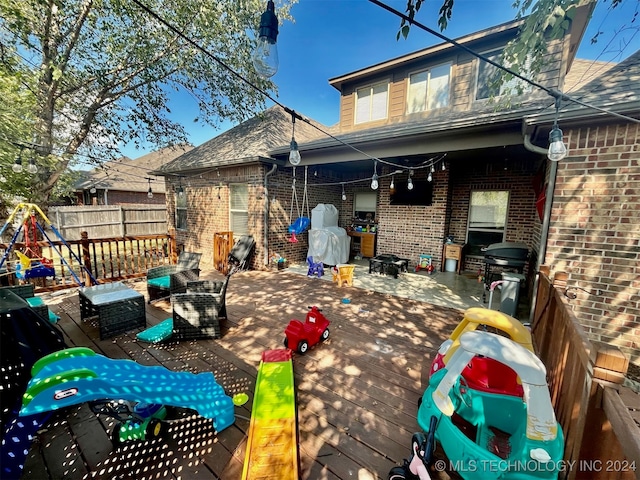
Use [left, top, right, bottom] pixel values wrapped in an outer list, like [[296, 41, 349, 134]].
[[154, 105, 328, 175], [74, 145, 193, 193]]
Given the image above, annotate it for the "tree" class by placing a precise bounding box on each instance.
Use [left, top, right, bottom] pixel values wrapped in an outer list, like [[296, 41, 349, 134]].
[[398, 0, 629, 91], [0, 0, 295, 207]]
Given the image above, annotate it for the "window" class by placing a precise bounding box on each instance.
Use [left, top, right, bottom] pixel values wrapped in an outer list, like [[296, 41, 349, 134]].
[[476, 48, 531, 100], [466, 191, 509, 256], [407, 63, 451, 113], [355, 82, 388, 124], [354, 191, 377, 221], [175, 189, 187, 230], [230, 183, 248, 236]]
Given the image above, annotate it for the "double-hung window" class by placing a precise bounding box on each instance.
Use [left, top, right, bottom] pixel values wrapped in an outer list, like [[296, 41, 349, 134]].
[[407, 63, 451, 113], [175, 190, 187, 230], [466, 191, 509, 256], [476, 48, 531, 100], [355, 82, 388, 124], [230, 183, 248, 236]]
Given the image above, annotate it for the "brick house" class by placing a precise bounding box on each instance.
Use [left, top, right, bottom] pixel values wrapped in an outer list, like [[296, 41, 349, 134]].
[[155, 7, 639, 364], [73, 145, 192, 205]]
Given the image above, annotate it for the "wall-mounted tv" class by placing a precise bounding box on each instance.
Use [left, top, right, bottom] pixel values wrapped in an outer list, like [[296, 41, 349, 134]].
[[390, 180, 434, 206]]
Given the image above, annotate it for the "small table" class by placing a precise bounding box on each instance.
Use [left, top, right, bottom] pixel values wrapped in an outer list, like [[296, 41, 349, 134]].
[[369, 255, 410, 279], [79, 282, 145, 339]]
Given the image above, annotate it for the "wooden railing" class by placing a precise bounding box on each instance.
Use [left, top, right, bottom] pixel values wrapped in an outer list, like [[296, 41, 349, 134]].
[[532, 267, 640, 480], [1, 232, 178, 292]]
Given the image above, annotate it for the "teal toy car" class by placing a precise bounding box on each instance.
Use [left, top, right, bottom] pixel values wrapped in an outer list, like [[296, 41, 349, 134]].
[[90, 400, 168, 446], [416, 330, 564, 480]]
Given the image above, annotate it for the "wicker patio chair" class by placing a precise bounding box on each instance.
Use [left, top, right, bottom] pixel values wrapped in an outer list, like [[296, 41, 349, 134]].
[[146, 252, 202, 304], [0, 283, 50, 321], [171, 276, 230, 340]]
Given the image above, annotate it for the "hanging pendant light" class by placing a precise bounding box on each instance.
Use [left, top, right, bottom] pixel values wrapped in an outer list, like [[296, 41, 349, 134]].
[[548, 96, 567, 162], [341, 183, 346, 201], [407, 169, 414, 190], [252, 0, 279, 78], [289, 115, 301, 165], [370, 161, 379, 190]]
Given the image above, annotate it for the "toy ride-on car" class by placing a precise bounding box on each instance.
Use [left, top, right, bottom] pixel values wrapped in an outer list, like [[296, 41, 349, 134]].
[[284, 306, 331, 354], [90, 399, 168, 446]]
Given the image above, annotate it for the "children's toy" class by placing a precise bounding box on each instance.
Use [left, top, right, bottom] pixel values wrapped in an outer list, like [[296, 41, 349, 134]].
[[284, 306, 330, 354], [331, 264, 355, 287], [415, 254, 433, 273], [89, 400, 168, 446], [430, 307, 533, 397], [242, 349, 298, 480], [19, 347, 236, 434], [287, 166, 310, 242], [306, 256, 324, 278], [388, 416, 438, 480], [417, 330, 564, 480]]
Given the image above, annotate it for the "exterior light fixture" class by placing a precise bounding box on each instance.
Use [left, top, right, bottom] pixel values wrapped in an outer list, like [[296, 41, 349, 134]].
[[548, 95, 567, 162], [341, 183, 346, 201], [90, 186, 97, 194], [27, 156, 38, 174], [0, 173, 6, 183], [441, 161, 446, 171], [252, 0, 279, 78], [548, 127, 567, 161], [389, 175, 395, 194], [407, 169, 414, 190], [147, 178, 153, 198], [427, 171, 433, 182], [370, 161, 379, 190], [176, 185, 184, 197], [12, 150, 23, 173], [288, 114, 301, 165]]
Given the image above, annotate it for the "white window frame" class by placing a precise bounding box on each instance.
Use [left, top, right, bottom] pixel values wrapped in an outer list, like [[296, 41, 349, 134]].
[[229, 183, 248, 236], [355, 81, 388, 124], [175, 190, 187, 230], [475, 48, 532, 100], [407, 62, 451, 113], [466, 190, 509, 256]]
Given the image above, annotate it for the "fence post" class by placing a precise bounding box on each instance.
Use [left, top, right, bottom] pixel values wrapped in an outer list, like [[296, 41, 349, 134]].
[[80, 231, 92, 285], [169, 228, 177, 264]]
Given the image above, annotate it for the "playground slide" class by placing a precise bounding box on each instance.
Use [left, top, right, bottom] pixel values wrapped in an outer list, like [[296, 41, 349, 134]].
[[242, 349, 298, 480], [19, 347, 235, 433]]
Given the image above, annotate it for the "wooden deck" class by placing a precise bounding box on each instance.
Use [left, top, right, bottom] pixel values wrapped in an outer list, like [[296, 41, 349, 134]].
[[19, 269, 465, 480]]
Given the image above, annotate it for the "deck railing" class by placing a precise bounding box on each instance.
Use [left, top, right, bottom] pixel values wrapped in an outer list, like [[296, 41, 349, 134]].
[[1, 232, 178, 292], [532, 266, 640, 480]]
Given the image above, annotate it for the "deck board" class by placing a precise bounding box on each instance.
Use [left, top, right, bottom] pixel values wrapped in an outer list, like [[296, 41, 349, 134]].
[[16, 270, 463, 480]]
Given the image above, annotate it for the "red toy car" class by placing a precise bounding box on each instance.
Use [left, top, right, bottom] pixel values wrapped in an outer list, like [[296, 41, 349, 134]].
[[284, 306, 331, 354]]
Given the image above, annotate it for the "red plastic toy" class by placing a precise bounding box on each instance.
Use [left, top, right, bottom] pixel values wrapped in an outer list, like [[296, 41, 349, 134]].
[[283, 306, 331, 354]]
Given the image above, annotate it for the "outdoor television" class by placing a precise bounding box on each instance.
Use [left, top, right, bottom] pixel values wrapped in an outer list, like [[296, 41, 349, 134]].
[[390, 180, 433, 206]]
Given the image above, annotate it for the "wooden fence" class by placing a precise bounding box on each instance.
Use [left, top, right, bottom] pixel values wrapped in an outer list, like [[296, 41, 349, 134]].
[[532, 267, 640, 480], [49, 205, 168, 240]]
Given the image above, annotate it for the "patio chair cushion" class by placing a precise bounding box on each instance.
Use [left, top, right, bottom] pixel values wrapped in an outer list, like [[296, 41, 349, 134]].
[[146, 252, 202, 303], [25, 297, 59, 324], [147, 276, 171, 290], [137, 318, 173, 343]]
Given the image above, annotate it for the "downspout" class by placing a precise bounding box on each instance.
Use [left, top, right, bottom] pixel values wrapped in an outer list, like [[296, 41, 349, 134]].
[[523, 130, 558, 323], [263, 164, 277, 266]]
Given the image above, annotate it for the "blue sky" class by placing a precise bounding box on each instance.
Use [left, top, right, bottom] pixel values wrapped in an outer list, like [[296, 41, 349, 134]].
[[122, 0, 640, 158]]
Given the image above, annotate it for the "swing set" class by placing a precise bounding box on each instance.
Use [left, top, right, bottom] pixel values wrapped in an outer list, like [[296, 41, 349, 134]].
[[287, 166, 311, 242], [0, 203, 97, 286]]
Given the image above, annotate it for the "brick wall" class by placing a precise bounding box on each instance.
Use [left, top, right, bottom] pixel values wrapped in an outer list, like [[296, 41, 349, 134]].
[[545, 122, 640, 365]]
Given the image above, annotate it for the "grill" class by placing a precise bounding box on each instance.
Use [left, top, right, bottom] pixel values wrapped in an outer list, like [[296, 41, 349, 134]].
[[482, 242, 529, 302]]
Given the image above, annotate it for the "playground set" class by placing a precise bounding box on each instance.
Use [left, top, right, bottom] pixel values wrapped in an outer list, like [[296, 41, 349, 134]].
[[0, 203, 97, 287], [287, 166, 311, 242]]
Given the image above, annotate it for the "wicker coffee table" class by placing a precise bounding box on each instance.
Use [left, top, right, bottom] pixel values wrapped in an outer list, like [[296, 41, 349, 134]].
[[369, 255, 410, 279], [79, 282, 145, 339]]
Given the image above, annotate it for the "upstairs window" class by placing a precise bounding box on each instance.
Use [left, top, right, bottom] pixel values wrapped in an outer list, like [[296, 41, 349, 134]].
[[230, 183, 248, 236], [355, 82, 388, 124], [476, 48, 532, 100], [407, 63, 451, 113]]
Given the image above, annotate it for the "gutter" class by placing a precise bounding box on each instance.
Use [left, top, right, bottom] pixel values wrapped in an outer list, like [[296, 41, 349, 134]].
[[263, 164, 277, 266], [523, 126, 557, 323]]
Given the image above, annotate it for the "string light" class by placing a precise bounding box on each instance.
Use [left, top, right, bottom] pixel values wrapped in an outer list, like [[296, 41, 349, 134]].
[[370, 161, 379, 190], [289, 114, 301, 166], [252, 0, 279, 78], [341, 183, 346, 201], [27, 156, 38, 174], [389, 175, 395, 194], [407, 169, 414, 190], [548, 96, 567, 161], [12, 149, 23, 173], [147, 178, 153, 198]]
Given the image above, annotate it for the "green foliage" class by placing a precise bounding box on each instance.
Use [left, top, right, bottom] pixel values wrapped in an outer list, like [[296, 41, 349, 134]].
[[0, 0, 296, 206]]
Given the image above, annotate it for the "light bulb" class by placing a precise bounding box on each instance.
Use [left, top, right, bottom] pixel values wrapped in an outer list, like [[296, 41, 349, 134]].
[[430, 165, 435, 173], [289, 139, 301, 165], [12, 158, 23, 173], [441, 161, 446, 171], [407, 177, 414, 190], [27, 160, 38, 174], [548, 127, 567, 161], [0, 174, 6, 183], [252, 0, 279, 78], [371, 173, 379, 190], [147, 187, 153, 199], [90, 186, 97, 194], [342, 192, 347, 201], [427, 172, 433, 182]]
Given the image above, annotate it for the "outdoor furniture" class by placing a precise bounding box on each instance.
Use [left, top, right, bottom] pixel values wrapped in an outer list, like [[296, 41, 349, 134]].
[[369, 254, 410, 279], [332, 264, 355, 287], [0, 283, 55, 322], [171, 276, 230, 340], [228, 236, 255, 273], [79, 282, 146, 339], [146, 252, 202, 303]]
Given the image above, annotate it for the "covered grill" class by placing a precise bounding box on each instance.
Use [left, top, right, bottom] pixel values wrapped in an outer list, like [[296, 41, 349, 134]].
[[482, 242, 529, 302]]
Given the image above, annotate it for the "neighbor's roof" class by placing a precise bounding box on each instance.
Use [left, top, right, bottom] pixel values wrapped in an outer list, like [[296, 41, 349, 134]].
[[154, 105, 328, 175], [74, 145, 193, 193]]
